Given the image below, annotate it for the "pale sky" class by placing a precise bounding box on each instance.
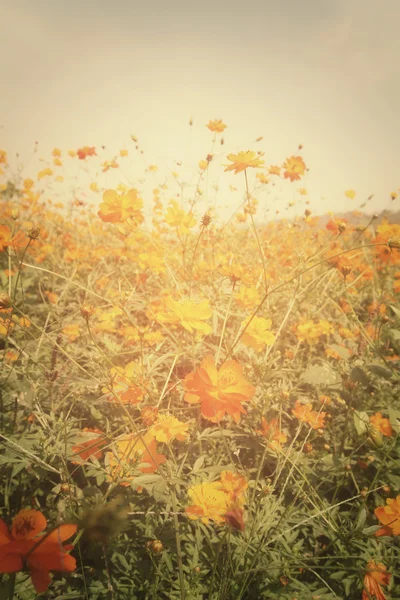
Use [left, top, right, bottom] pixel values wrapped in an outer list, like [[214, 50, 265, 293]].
[[1, 0, 399, 220]]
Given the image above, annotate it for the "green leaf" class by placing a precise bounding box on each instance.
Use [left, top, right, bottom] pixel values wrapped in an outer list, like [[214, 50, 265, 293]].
[[90, 406, 103, 421], [367, 364, 393, 379], [192, 456, 205, 473], [389, 304, 400, 319], [350, 366, 369, 386], [389, 328, 400, 341], [362, 525, 383, 536], [301, 362, 341, 386], [354, 507, 366, 532], [328, 344, 352, 359], [353, 411, 370, 436]]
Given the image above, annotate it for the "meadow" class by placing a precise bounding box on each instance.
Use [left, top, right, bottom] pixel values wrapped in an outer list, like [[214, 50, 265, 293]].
[[0, 121, 399, 599]]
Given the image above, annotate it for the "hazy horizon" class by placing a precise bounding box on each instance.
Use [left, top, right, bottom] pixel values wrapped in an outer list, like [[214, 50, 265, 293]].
[[1, 0, 399, 220]]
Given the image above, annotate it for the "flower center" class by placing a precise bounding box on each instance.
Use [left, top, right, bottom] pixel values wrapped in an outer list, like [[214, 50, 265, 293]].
[[14, 516, 35, 537], [219, 369, 236, 386]]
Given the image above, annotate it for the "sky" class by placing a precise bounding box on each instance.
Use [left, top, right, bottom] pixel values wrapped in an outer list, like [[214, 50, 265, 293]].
[[1, 0, 399, 221]]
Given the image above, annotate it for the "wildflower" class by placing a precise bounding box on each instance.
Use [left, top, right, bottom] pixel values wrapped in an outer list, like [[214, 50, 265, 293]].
[[362, 561, 390, 600], [141, 406, 159, 427], [370, 412, 393, 438], [375, 494, 400, 536], [198, 159, 208, 170], [186, 482, 229, 525], [71, 428, 107, 464], [0, 509, 77, 593], [235, 286, 261, 309], [345, 189, 356, 199], [224, 506, 245, 531], [183, 355, 255, 423], [106, 432, 166, 485], [103, 361, 146, 405], [292, 400, 326, 430], [296, 319, 333, 345], [62, 324, 80, 342], [164, 298, 213, 335], [219, 471, 247, 504], [0, 293, 12, 309], [256, 417, 287, 449], [98, 188, 144, 225], [146, 539, 164, 554], [165, 201, 197, 233], [269, 165, 281, 176], [206, 119, 227, 133], [200, 212, 212, 227], [77, 146, 96, 159], [37, 168, 53, 179], [282, 156, 306, 181], [101, 159, 119, 172], [0, 150, 7, 164], [240, 316, 276, 352], [224, 150, 265, 174], [149, 414, 189, 442], [80, 304, 94, 320]]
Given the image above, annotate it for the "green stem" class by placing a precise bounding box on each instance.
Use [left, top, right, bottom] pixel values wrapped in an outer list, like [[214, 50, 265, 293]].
[[8, 573, 16, 600]]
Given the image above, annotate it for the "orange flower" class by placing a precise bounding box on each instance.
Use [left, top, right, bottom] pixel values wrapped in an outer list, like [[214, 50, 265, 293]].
[[0, 227, 28, 253], [282, 156, 306, 181], [375, 494, 400, 536], [0, 509, 77, 593], [292, 400, 326, 430], [103, 361, 146, 405], [224, 150, 265, 174], [362, 561, 391, 600], [219, 471, 247, 504], [256, 417, 287, 448], [183, 355, 255, 423], [70, 428, 107, 464], [370, 412, 393, 438], [77, 146, 96, 159], [206, 119, 227, 133]]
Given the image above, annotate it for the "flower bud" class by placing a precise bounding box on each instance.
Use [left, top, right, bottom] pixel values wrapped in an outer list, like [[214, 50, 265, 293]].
[[27, 227, 41, 240], [0, 293, 12, 309]]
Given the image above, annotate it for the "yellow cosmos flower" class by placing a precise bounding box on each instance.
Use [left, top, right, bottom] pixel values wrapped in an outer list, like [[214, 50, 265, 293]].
[[164, 298, 213, 335], [37, 168, 53, 180], [224, 151, 265, 174], [165, 201, 196, 234], [206, 119, 227, 133], [240, 316, 276, 352], [149, 414, 189, 442], [186, 482, 229, 525]]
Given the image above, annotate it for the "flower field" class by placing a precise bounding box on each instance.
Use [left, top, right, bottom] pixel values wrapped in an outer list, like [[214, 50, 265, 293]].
[[0, 123, 399, 599]]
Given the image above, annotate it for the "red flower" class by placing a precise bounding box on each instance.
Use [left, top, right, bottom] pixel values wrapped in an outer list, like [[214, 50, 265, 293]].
[[0, 509, 77, 593]]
